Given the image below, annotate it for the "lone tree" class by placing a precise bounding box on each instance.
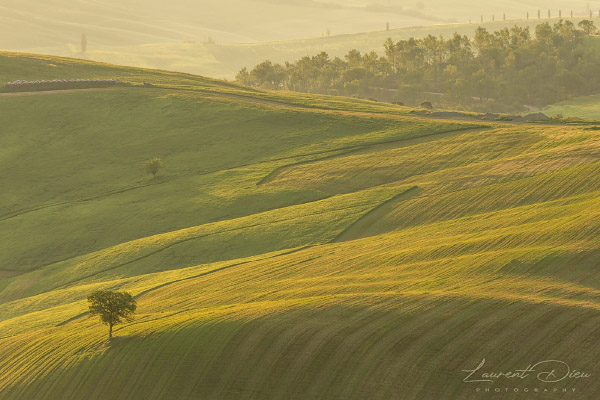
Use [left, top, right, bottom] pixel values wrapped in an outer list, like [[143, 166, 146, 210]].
[[88, 290, 137, 342], [146, 157, 162, 179], [81, 34, 87, 53]]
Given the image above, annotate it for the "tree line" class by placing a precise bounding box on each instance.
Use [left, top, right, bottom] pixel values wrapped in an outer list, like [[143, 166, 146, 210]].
[[236, 20, 600, 112]]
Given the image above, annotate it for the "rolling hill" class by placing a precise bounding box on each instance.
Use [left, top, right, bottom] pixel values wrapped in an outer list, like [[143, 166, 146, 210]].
[[1, 52, 600, 399]]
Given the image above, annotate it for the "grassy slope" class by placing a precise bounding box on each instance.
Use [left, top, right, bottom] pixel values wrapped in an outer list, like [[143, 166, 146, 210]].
[[1, 53, 600, 399], [542, 93, 600, 120]]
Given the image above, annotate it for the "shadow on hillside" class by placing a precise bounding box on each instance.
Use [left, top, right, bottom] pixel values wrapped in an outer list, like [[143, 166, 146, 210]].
[[86, 332, 153, 354], [499, 248, 600, 287]]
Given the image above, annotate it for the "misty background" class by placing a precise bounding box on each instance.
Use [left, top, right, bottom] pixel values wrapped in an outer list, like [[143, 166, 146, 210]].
[[1, 0, 599, 78]]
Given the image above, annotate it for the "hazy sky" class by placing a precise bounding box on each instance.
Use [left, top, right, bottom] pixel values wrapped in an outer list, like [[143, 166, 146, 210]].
[[1, 0, 600, 50]]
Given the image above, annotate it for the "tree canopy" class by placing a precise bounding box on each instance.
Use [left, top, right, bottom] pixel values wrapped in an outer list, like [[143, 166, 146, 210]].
[[88, 290, 137, 341], [237, 20, 600, 113], [146, 157, 162, 179]]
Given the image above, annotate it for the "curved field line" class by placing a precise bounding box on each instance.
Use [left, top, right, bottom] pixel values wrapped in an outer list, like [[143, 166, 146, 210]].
[[47, 198, 381, 291], [55, 246, 311, 328], [332, 186, 423, 242], [257, 126, 489, 186]]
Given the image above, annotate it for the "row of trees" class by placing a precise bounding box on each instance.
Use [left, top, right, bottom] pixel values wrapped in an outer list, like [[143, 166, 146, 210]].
[[236, 20, 600, 112]]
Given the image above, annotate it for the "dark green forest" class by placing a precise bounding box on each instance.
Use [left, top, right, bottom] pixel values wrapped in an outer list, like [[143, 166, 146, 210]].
[[236, 20, 600, 112]]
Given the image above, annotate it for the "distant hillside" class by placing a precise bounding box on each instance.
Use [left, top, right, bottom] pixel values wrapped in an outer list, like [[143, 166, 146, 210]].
[[2, 0, 594, 46], [77, 17, 600, 80], [1, 0, 598, 78]]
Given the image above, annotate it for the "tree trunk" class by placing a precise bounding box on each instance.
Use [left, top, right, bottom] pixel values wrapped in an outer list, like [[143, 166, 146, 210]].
[[108, 322, 113, 342]]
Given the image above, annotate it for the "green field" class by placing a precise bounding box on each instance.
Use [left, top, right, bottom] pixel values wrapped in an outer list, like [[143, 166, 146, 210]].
[[2, 52, 600, 399], [542, 93, 600, 120]]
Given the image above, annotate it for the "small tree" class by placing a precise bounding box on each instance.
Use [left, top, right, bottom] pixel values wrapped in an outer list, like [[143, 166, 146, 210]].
[[421, 101, 433, 109], [88, 290, 137, 342], [146, 157, 162, 179], [81, 34, 87, 53]]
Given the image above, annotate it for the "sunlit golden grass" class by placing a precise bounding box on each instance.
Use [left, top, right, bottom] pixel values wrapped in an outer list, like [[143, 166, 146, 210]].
[[2, 53, 600, 399]]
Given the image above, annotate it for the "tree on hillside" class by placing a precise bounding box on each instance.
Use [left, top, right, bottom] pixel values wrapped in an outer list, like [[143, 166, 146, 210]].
[[578, 20, 597, 35], [146, 157, 162, 179], [235, 67, 254, 86], [88, 290, 137, 342]]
